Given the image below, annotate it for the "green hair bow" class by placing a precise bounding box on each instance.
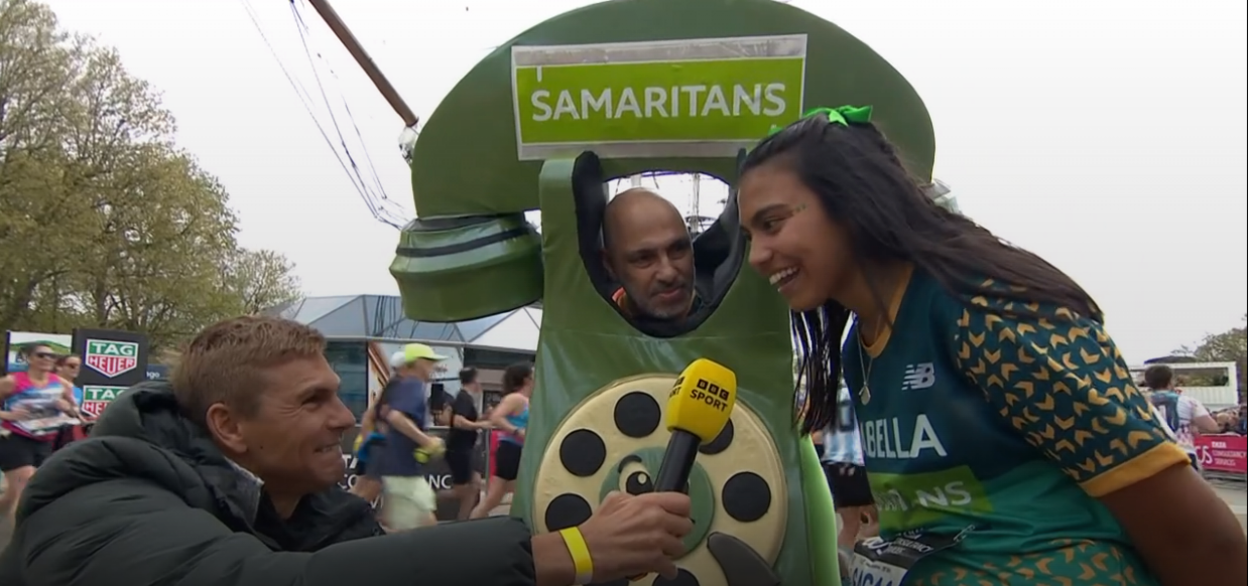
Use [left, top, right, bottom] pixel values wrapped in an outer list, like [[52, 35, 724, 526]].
[[767, 105, 873, 136]]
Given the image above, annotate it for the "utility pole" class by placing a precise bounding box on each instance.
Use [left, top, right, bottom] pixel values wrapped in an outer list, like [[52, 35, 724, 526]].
[[305, 0, 417, 127], [304, 0, 423, 160]]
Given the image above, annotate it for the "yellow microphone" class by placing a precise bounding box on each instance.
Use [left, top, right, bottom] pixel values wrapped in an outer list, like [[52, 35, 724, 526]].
[[655, 358, 738, 493], [628, 359, 737, 582]]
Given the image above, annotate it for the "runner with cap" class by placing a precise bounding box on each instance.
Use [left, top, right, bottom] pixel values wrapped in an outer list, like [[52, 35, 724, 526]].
[[371, 343, 446, 530], [349, 356, 404, 504]]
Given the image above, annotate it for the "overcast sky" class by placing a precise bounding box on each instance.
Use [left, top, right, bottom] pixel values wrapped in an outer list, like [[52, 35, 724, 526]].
[[46, 0, 1247, 362]]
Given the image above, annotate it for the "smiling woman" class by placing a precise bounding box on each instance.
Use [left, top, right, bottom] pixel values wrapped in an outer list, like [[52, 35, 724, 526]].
[[0, 342, 78, 520], [737, 106, 1248, 586]]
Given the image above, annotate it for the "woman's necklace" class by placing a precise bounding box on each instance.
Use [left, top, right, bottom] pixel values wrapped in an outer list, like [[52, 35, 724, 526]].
[[856, 316, 885, 406]]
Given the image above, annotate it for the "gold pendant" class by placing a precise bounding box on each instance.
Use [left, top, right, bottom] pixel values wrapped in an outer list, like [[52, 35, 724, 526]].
[[859, 384, 871, 405]]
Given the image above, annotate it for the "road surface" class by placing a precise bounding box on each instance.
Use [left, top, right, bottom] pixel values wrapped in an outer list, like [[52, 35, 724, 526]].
[[1210, 478, 1247, 531]]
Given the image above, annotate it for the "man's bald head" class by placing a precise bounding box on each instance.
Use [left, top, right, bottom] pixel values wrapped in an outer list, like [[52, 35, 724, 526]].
[[601, 188, 695, 321]]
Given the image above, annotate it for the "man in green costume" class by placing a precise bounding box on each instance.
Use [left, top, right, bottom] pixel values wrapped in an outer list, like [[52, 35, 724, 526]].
[[602, 188, 701, 327]]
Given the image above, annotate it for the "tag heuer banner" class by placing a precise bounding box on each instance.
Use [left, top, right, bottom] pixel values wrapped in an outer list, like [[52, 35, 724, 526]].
[[73, 328, 149, 416], [80, 385, 128, 418]]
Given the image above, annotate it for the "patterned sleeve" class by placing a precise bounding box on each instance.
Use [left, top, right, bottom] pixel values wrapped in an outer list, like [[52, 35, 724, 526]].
[[953, 293, 1190, 498]]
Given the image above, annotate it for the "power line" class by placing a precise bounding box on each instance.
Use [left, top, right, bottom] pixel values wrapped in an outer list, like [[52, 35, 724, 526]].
[[289, 1, 407, 225], [288, 0, 405, 228], [239, 0, 397, 227]]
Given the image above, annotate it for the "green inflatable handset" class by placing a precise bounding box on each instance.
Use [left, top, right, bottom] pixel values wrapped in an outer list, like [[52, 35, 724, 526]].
[[391, 1, 936, 585]]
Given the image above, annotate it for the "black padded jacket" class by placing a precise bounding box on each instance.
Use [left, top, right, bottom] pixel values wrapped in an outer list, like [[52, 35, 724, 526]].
[[0, 381, 537, 586]]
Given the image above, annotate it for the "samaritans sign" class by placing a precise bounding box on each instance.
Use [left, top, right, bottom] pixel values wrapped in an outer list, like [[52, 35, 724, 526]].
[[81, 385, 127, 417], [84, 339, 139, 378], [511, 34, 807, 160]]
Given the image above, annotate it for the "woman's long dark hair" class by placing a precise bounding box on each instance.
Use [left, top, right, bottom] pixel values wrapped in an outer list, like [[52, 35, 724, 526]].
[[744, 114, 1103, 434]]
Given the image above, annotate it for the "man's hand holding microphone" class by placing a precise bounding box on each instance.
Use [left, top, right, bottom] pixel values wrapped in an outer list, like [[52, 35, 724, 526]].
[[534, 359, 738, 586]]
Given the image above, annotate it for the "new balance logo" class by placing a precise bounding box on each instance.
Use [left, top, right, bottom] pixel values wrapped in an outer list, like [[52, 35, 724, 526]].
[[902, 363, 936, 390]]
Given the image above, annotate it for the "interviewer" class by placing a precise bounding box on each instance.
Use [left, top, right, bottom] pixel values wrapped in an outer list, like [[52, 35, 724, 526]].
[[0, 317, 692, 585]]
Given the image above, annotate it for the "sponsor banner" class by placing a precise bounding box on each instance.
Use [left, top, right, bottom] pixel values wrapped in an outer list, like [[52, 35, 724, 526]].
[[84, 339, 139, 378], [147, 364, 170, 380], [4, 331, 73, 375], [511, 34, 807, 160], [1194, 434, 1247, 475], [73, 328, 148, 388], [81, 385, 128, 418]]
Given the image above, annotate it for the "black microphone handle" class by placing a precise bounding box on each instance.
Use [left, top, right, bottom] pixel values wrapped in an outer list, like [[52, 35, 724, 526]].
[[654, 429, 702, 493]]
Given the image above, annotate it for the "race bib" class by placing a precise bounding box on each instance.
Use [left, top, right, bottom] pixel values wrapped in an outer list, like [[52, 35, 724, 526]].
[[8, 396, 77, 436], [16, 414, 78, 435], [850, 528, 973, 586]]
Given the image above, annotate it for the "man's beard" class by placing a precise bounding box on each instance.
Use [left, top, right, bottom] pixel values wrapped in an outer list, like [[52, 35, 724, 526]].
[[624, 281, 690, 320]]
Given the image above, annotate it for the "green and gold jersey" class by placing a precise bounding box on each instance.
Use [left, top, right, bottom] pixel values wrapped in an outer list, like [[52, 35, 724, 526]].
[[842, 268, 1187, 585]]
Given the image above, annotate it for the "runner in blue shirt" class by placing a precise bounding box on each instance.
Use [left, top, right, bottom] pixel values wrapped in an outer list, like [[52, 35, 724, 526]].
[[54, 355, 84, 409], [373, 343, 447, 531]]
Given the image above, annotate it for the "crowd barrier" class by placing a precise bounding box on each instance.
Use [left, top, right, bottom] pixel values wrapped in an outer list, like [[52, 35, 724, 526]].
[[1194, 434, 1247, 477]]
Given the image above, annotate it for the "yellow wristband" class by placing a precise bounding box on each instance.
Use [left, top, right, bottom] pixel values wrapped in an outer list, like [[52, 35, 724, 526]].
[[558, 527, 594, 585]]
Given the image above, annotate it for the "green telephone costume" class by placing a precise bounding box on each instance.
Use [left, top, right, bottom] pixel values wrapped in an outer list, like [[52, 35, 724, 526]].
[[390, 1, 935, 584]]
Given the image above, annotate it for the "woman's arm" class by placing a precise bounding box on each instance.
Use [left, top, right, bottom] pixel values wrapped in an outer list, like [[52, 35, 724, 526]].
[[1099, 461, 1244, 586], [0, 375, 22, 421], [490, 395, 522, 434], [0, 374, 14, 399], [56, 376, 82, 416], [956, 301, 1247, 586]]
